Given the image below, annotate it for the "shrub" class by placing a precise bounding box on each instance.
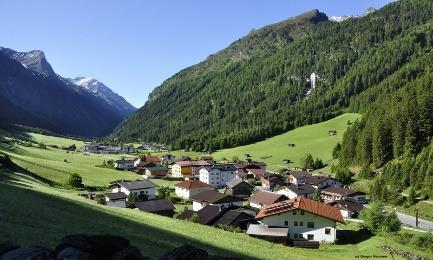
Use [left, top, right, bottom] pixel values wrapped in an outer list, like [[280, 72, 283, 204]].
[[96, 197, 106, 205], [359, 202, 401, 234], [216, 224, 242, 233], [169, 195, 182, 204], [127, 193, 136, 208], [67, 173, 83, 188], [157, 186, 171, 199]]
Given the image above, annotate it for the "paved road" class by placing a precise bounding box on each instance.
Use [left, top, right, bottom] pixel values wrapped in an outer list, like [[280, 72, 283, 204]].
[[396, 212, 433, 231]]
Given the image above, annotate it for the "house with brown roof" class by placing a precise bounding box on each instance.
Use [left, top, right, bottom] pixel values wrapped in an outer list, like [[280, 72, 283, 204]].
[[171, 160, 214, 178], [111, 180, 158, 200], [135, 199, 174, 217], [114, 159, 135, 170], [288, 171, 312, 185], [225, 178, 255, 199], [307, 175, 342, 189], [249, 190, 288, 210], [255, 197, 343, 243], [174, 180, 213, 199], [141, 166, 169, 178], [275, 184, 316, 199], [190, 190, 243, 211], [212, 208, 257, 230], [260, 174, 285, 190], [321, 187, 367, 204], [327, 199, 364, 218], [247, 169, 272, 180]]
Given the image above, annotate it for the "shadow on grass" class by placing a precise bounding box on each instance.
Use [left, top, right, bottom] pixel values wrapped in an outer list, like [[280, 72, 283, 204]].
[[0, 170, 258, 259], [336, 229, 373, 245]]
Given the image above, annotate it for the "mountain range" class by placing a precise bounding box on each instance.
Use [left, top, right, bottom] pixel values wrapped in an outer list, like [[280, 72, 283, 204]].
[[108, 0, 433, 153], [0, 47, 136, 137]]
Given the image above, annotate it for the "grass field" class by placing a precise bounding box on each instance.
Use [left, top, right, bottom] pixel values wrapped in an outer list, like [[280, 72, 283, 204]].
[[1, 165, 430, 259], [213, 113, 361, 171], [28, 132, 85, 147]]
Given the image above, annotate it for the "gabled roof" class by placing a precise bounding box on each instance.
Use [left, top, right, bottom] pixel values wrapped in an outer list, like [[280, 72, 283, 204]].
[[234, 162, 267, 169], [175, 180, 212, 190], [202, 164, 237, 172], [175, 160, 214, 167], [176, 209, 194, 220], [117, 180, 158, 190], [249, 190, 287, 206], [212, 208, 255, 227], [104, 192, 127, 200], [115, 159, 134, 164], [247, 169, 272, 179], [289, 171, 312, 179], [286, 184, 316, 195], [255, 197, 344, 223], [226, 178, 254, 189], [307, 175, 338, 186], [197, 205, 224, 225], [327, 199, 364, 212], [190, 190, 241, 204], [144, 156, 160, 163], [135, 199, 174, 212], [246, 224, 288, 237], [143, 166, 168, 172], [322, 187, 366, 197]]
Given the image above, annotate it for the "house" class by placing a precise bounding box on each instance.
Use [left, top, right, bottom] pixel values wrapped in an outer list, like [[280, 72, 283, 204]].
[[121, 145, 135, 154], [212, 208, 257, 230], [321, 187, 367, 204], [327, 199, 364, 218], [104, 192, 127, 208], [255, 197, 344, 243], [171, 160, 214, 178], [134, 156, 161, 168], [275, 184, 316, 199], [199, 164, 238, 188], [174, 180, 214, 199], [160, 154, 176, 165], [225, 178, 255, 199], [135, 199, 174, 217], [176, 205, 224, 225], [246, 224, 289, 244], [260, 174, 285, 190], [288, 171, 312, 185], [141, 166, 169, 178], [114, 159, 135, 170], [190, 190, 243, 211], [328, 130, 337, 136], [247, 169, 272, 180], [306, 175, 342, 189], [234, 162, 267, 178], [112, 180, 158, 200], [249, 190, 287, 210]]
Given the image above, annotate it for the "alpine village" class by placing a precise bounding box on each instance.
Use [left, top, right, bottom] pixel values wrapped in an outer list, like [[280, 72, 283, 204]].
[[1, 1, 433, 259]]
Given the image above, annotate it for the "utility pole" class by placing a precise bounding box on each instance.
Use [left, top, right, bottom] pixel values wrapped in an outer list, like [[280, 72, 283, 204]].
[[416, 208, 419, 228]]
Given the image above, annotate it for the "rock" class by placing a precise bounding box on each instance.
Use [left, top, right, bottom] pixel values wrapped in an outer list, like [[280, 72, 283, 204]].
[[0, 246, 51, 260], [56, 235, 129, 259], [159, 245, 208, 260], [56, 247, 95, 260], [0, 241, 19, 256], [111, 246, 148, 260]]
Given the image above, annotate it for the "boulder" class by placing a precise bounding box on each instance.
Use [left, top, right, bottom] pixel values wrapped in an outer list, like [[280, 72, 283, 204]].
[[0, 246, 51, 260]]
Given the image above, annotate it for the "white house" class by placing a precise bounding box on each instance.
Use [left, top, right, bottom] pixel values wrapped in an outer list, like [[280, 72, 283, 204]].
[[189, 190, 243, 211], [174, 180, 214, 199], [307, 176, 342, 189], [255, 197, 344, 243], [275, 184, 316, 199], [114, 159, 134, 170], [199, 164, 238, 188], [171, 160, 214, 178], [248, 190, 287, 210], [112, 180, 158, 200], [288, 171, 312, 185], [321, 187, 367, 204]]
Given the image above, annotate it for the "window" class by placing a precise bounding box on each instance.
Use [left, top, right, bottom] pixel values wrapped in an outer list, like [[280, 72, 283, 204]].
[[294, 234, 298, 239], [300, 221, 304, 226], [307, 222, 314, 228], [325, 228, 331, 235], [284, 221, 289, 226], [300, 210, 305, 215], [294, 221, 298, 226], [307, 234, 314, 240], [293, 210, 297, 215]]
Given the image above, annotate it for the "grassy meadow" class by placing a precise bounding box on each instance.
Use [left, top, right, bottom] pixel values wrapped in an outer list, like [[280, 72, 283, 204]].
[[213, 113, 361, 171]]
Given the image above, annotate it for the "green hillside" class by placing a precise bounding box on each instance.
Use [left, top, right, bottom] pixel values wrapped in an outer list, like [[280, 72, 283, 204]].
[[213, 113, 361, 171], [1, 162, 430, 259], [109, 0, 433, 153]]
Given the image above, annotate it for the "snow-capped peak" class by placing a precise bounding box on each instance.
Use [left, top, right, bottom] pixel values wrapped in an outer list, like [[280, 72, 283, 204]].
[[329, 16, 356, 22]]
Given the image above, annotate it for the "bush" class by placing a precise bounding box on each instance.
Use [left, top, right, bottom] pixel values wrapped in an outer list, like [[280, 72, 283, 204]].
[[96, 197, 106, 205], [216, 224, 242, 233], [67, 173, 83, 188], [410, 232, 433, 251], [359, 202, 401, 234], [169, 195, 182, 204], [127, 193, 136, 208], [358, 164, 375, 179], [157, 186, 171, 199]]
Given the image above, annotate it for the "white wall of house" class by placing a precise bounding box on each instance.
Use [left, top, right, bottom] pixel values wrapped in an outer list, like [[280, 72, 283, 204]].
[[171, 164, 183, 177], [111, 186, 156, 200], [199, 168, 237, 188], [114, 162, 134, 170], [175, 187, 213, 199], [192, 201, 243, 212], [316, 179, 342, 189], [259, 210, 337, 243], [276, 188, 298, 199]]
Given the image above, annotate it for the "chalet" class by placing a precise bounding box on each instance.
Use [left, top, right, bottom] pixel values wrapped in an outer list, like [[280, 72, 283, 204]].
[[160, 154, 176, 165], [212, 208, 257, 230], [261, 174, 285, 190], [288, 171, 312, 185], [255, 197, 344, 243], [199, 164, 238, 188], [247, 169, 272, 180], [135, 199, 174, 217], [246, 224, 289, 244], [249, 190, 288, 210], [141, 166, 168, 178], [234, 162, 267, 175], [177, 205, 224, 225], [306, 175, 342, 189], [174, 180, 213, 199], [111, 180, 158, 200], [134, 156, 160, 168], [172, 160, 214, 178], [225, 178, 255, 199], [321, 187, 367, 204], [114, 159, 134, 170], [104, 192, 127, 208], [190, 190, 243, 211], [275, 184, 316, 199], [327, 199, 364, 218]]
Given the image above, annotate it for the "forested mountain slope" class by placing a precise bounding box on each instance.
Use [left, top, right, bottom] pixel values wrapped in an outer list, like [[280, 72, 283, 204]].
[[110, 0, 433, 152]]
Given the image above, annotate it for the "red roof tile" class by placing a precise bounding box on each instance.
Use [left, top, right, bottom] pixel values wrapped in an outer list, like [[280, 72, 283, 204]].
[[175, 180, 213, 190], [256, 197, 344, 223]]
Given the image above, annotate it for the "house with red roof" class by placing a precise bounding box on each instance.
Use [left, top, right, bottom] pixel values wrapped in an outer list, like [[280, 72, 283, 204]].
[[174, 180, 214, 199], [253, 197, 343, 243]]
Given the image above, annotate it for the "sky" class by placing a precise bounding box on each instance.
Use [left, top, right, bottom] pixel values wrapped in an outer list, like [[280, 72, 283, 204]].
[[0, 0, 394, 108]]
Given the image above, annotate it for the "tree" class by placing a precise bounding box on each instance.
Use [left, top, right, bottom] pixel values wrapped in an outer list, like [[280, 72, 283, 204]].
[[360, 202, 401, 234], [358, 164, 374, 179], [382, 210, 401, 233], [302, 153, 315, 169], [406, 187, 416, 206], [313, 188, 323, 202], [67, 173, 83, 188], [127, 193, 136, 208], [332, 143, 341, 159], [332, 165, 354, 185], [157, 186, 171, 199]]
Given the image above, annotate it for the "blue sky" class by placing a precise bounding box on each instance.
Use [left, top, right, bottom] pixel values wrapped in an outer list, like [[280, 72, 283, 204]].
[[0, 0, 394, 107]]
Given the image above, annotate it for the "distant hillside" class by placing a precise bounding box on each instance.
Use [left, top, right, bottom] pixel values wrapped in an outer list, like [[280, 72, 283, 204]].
[[0, 47, 136, 137], [109, 0, 433, 152]]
